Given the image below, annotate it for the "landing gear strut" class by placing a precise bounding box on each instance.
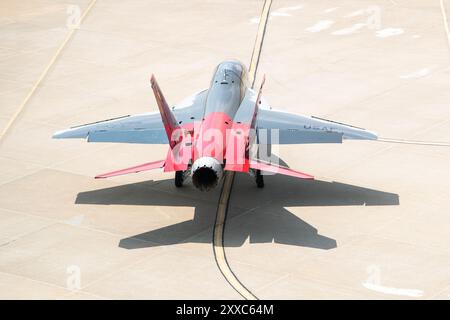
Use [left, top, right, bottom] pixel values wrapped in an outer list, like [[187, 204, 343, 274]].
[[255, 169, 264, 188], [175, 171, 184, 187]]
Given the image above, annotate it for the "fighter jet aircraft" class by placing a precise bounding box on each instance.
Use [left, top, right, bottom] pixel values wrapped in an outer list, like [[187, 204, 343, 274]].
[[53, 60, 377, 191]]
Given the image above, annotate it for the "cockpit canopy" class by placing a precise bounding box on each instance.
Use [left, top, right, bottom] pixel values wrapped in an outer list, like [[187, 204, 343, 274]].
[[210, 60, 249, 88], [204, 60, 250, 117]]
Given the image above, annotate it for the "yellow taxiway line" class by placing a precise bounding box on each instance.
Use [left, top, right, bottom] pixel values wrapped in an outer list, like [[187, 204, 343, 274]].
[[212, 0, 273, 301], [440, 0, 450, 53], [248, 0, 273, 87], [0, 0, 97, 144]]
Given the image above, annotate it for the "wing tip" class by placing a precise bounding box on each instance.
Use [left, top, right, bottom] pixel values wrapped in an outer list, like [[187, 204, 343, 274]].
[[343, 130, 378, 141], [52, 129, 67, 139], [52, 128, 88, 139]]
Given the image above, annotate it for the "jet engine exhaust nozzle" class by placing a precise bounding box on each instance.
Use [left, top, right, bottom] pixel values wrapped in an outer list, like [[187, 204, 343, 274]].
[[191, 157, 223, 192]]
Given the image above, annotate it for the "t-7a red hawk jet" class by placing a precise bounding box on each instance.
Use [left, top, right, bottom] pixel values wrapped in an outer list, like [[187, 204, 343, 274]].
[[53, 60, 377, 191]]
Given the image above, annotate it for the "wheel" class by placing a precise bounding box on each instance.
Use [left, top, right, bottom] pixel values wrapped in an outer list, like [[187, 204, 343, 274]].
[[175, 171, 184, 187], [255, 169, 264, 188]]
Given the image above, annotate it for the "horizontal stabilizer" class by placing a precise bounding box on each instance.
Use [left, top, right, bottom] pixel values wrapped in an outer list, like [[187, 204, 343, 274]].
[[249, 159, 314, 180], [95, 159, 165, 179]]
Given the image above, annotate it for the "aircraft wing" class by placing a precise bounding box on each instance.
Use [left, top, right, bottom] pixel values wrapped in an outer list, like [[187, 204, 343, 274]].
[[255, 108, 377, 144], [53, 89, 207, 144]]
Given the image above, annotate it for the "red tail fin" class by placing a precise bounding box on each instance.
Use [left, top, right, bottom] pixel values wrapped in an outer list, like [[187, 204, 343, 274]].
[[150, 74, 179, 148], [251, 74, 265, 129]]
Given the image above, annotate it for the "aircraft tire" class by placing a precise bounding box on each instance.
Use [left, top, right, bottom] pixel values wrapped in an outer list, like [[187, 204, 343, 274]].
[[255, 170, 264, 188], [175, 171, 184, 187]]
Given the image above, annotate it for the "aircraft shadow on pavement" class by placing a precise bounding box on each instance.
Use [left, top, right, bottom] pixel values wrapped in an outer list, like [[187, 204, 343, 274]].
[[75, 174, 399, 251]]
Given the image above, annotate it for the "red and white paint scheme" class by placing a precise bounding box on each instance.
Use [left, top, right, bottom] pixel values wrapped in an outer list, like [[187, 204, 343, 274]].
[[54, 60, 377, 191]]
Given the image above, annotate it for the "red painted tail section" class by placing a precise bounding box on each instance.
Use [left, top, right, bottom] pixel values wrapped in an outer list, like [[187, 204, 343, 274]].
[[193, 112, 232, 163], [222, 76, 314, 180], [150, 74, 192, 171], [223, 125, 251, 172], [94, 76, 193, 178], [95, 159, 165, 179], [163, 130, 192, 172], [224, 76, 265, 173]]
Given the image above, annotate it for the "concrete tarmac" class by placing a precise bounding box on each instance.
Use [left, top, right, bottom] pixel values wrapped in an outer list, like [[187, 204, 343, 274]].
[[0, 0, 449, 299]]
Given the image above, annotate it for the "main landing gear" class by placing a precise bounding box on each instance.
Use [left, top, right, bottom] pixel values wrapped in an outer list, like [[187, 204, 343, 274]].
[[175, 171, 184, 187], [255, 169, 264, 188]]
